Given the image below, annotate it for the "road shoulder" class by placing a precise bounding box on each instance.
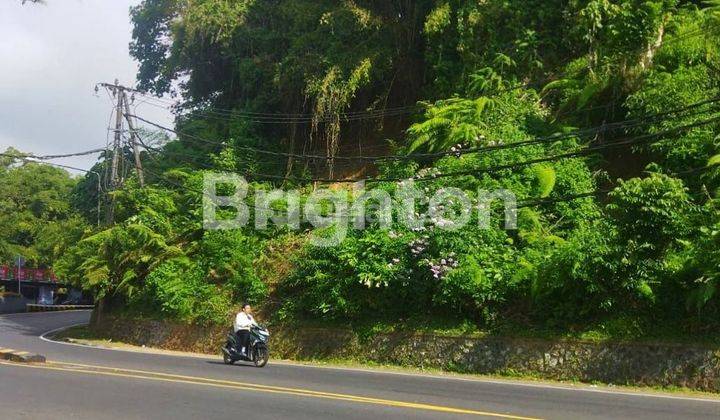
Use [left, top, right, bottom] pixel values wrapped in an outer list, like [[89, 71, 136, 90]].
[[45, 324, 720, 402]]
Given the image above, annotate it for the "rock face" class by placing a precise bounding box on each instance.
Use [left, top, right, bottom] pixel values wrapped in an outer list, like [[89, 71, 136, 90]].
[[94, 316, 720, 392]]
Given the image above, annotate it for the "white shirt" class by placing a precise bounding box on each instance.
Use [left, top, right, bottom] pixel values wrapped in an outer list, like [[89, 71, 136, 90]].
[[234, 312, 255, 332]]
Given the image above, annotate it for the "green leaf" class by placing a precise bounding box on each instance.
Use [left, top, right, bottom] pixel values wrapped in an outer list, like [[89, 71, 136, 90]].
[[533, 166, 556, 198], [707, 154, 720, 166], [540, 78, 578, 95], [637, 282, 655, 302], [576, 81, 604, 109]]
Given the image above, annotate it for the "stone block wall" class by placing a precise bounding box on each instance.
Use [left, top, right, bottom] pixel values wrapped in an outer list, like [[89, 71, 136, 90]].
[[92, 316, 720, 392]]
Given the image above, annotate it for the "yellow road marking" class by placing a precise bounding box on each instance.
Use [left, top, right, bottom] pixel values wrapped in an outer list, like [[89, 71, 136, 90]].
[[55, 360, 442, 402], [0, 360, 541, 419]]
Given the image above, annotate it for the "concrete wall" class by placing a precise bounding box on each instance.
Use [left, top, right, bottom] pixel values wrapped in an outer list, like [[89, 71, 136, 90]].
[[93, 316, 720, 392], [0, 295, 31, 314]]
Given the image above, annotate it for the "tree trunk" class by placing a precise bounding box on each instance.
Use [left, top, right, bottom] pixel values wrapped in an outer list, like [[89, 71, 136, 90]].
[[90, 295, 106, 329], [640, 21, 666, 71]]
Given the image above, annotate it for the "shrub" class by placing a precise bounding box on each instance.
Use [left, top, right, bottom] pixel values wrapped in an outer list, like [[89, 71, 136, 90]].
[[140, 258, 232, 325], [199, 230, 268, 304], [534, 174, 698, 323]]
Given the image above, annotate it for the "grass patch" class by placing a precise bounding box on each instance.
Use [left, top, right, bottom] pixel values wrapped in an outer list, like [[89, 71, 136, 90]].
[[53, 325, 113, 343], [272, 314, 720, 346], [105, 305, 720, 346]]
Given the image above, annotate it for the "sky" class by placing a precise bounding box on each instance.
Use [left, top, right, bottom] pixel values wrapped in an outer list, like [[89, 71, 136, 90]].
[[0, 0, 174, 173]]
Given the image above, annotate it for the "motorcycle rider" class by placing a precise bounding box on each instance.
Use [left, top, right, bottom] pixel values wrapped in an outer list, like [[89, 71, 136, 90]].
[[234, 303, 257, 356]]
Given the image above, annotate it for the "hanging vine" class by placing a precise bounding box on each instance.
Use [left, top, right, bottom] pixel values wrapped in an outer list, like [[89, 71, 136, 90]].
[[308, 59, 372, 178]]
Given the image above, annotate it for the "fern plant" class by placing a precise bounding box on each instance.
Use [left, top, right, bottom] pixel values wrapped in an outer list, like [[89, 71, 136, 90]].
[[532, 165, 557, 198], [406, 97, 493, 153]]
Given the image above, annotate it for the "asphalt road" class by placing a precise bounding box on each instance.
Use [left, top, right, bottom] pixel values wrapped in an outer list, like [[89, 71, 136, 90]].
[[0, 311, 718, 419]]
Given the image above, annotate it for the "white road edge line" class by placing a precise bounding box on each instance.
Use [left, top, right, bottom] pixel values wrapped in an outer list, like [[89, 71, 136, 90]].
[[39, 323, 89, 344], [0, 309, 91, 318], [35, 321, 720, 403]]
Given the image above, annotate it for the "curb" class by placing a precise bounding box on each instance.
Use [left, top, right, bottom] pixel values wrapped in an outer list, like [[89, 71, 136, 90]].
[[0, 347, 46, 363], [26, 304, 94, 312]]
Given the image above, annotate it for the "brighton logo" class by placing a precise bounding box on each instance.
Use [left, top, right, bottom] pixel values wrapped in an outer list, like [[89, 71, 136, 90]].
[[202, 172, 517, 246]]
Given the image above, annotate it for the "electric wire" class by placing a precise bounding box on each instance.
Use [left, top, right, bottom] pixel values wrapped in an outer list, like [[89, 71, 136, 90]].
[[134, 112, 720, 184], [128, 96, 720, 165]]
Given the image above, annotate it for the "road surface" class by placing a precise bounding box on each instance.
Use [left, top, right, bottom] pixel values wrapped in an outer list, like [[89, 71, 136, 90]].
[[0, 311, 717, 419]]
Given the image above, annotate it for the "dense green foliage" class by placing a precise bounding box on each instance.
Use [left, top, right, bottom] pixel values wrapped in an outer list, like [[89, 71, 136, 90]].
[[19, 1, 720, 336], [0, 152, 88, 268]]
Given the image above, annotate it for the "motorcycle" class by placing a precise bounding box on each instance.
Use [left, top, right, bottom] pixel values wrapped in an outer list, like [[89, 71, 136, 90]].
[[222, 325, 270, 368]]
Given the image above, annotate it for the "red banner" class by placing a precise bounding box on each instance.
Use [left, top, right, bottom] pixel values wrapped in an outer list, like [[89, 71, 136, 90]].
[[1, 266, 57, 282]]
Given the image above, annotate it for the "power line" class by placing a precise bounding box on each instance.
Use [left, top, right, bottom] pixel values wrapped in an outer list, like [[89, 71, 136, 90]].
[[131, 82, 528, 127], [519, 163, 720, 209], [141, 166, 305, 218], [128, 96, 720, 165], [141, 157, 718, 224], [366, 113, 720, 184], [0, 154, 103, 226], [0, 153, 92, 172], [7, 149, 596, 223], [286, 113, 720, 183], [135, 108, 720, 219], [97, 80, 149, 223], [135, 112, 720, 185], [0, 148, 107, 161], [135, 81, 527, 118], [33, 149, 107, 160], [123, 92, 146, 187], [134, 93, 422, 123], [143, 95, 418, 118], [102, 103, 116, 192], [132, 23, 718, 122], [124, 26, 720, 146], [660, 24, 720, 47]]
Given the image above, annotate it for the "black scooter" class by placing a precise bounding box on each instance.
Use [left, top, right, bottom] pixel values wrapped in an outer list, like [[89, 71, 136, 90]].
[[222, 325, 270, 368]]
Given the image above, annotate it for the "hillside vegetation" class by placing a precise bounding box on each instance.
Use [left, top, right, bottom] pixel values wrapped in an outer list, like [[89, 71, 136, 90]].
[[12, 1, 720, 339]]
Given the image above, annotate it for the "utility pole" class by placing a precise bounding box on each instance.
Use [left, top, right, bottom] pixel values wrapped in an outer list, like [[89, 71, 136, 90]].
[[110, 81, 123, 189], [122, 91, 145, 187], [106, 79, 124, 225], [15, 255, 25, 296], [99, 80, 147, 224]]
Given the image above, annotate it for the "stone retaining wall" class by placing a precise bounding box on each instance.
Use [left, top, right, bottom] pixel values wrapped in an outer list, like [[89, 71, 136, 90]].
[[92, 315, 720, 392]]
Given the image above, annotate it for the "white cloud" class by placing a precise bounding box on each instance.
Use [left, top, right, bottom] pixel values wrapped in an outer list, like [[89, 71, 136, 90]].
[[0, 0, 174, 173]]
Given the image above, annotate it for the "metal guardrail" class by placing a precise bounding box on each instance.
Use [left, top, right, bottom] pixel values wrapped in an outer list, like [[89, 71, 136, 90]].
[[26, 304, 94, 312], [0, 278, 67, 287]]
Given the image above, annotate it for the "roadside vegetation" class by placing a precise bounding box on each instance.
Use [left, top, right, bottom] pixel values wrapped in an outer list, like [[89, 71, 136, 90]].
[[5, 1, 720, 342], [0, 151, 88, 268]]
